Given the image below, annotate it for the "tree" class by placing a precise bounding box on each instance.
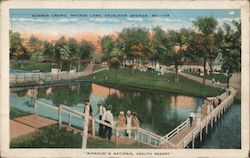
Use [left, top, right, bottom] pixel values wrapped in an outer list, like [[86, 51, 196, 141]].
[[208, 27, 224, 73], [28, 35, 43, 61], [54, 36, 67, 69], [151, 26, 167, 67], [117, 27, 150, 73], [79, 40, 95, 65], [193, 17, 218, 84], [67, 38, 79, 70], [59, 45, 71, 70], [165, 28, 191, 82], [10, 31, 30, 68], [221, 20, 241, 88], [100, 35, 115, 61], [43, 40, 54, 61]]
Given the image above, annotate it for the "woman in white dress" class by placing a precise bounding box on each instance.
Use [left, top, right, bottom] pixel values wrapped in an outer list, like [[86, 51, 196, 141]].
[[126, 111, 132, 138]]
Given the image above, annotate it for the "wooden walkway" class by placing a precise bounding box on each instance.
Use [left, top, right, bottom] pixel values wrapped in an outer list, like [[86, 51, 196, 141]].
[[10, 115, 57, 139], [160, 89, 236, 149]]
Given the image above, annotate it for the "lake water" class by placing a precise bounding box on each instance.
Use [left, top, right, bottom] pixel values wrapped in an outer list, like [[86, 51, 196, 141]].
[[199, 104, 241, 149], [10, 82, 204, 135]]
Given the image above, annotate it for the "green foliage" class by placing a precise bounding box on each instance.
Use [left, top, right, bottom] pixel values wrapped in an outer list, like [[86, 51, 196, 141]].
[[118, 27, 150, 60], [100, 35, 115, 61], [10, 126, 82, 148], [79, 40, 95, 60], [9, 31, 30, 66], [109, 47, 127, 68], [221, 20, 241, 87], [43, 40, 54, 60], [10, 125, 152, 148], [10, 107, 31, 119], [193, 17, 218, 36]]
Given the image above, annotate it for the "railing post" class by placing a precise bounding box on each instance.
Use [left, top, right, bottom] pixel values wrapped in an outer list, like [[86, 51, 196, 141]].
[[82, 106, 89, 149], [115, 127, 118, 144], [92, 118, 95, 138], [192, 131, 194, 149], [206, 117, 208, 134], [58, 105, 62, 128], [68, 113, 71, 127], [148, 131, 151, 145], [211, 115, 213, 127], [199, 124, 202, 141], [136, 129, 139, 141], [33, 89, 38, 115]]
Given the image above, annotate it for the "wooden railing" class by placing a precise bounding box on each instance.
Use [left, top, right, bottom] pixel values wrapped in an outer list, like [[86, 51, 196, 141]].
[[164, 89, 236, 149], [160, 88, 236, 148], [35, 99, 160, 148], [10, 67, 108, 84]]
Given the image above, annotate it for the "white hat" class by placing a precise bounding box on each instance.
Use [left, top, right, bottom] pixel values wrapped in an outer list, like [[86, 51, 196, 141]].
[[119, 111, 124, 115], [127, 110, 131, 114]]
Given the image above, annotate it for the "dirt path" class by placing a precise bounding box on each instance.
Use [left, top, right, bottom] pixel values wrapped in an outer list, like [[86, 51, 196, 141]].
[[229, 74, 241, 92], [179, 72, 227, 89], [83, 63, 94, 75]]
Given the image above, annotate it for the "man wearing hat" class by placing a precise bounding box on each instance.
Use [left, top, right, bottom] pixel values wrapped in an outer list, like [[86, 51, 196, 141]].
[[97, 101, 106, 138], [102, 105, 114, 141]]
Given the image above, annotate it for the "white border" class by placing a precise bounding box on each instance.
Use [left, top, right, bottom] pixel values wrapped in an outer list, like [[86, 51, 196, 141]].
[[1, 1, 249, 158]]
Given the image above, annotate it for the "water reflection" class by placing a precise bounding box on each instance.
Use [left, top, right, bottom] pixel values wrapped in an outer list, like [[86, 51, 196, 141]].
[[10, 82, 203, 135]]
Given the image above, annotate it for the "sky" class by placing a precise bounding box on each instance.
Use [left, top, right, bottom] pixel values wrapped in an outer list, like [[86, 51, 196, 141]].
[[10, 9, 240, 35]]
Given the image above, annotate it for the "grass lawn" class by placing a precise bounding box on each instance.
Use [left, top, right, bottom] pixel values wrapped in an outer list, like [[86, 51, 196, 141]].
[[11, 61, 54, 72], [184, 71, 228, 83], [11, 60, 88, 72], [80, 68, 224, 97], [10, 125, 151, 148], [79, 64, 88, 72], [10, 107, 31, 119], [93, 64, 106, 72]]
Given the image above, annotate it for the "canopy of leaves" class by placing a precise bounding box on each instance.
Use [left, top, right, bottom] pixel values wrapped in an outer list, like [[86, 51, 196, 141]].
[[79, 40, 96, 60], [118, 27, 150, 59]]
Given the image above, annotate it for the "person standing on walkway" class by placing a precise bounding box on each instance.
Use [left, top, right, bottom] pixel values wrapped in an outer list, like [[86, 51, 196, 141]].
[[102, 105, 114, 141], [189, 111, 195, 127], [84, 99, 93, 134], [196, 107, 201, 126], [126, 110, 132, 138], [117, 111, 126, 137], [131, 111, 140, 140], [97, 101, 106, 138]]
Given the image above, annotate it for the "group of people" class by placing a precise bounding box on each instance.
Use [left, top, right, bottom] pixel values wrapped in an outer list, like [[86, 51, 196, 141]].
[[95, 101, 140, 141], [116, 110, 140, 139], [189, 95, 224, 127], [83, 100, 114, 141]]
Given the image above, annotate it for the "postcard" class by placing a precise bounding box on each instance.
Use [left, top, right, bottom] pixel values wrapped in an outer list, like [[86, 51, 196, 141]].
[[0, 0, 249, 158]]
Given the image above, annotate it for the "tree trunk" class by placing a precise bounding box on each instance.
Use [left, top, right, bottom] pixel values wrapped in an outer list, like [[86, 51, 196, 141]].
[[131, 58, 134, 75], [60, 60, 62, 70], [203, 57, 207, 84], [69, 63, 72, 70], [175, 64, 179, 83], [209, 58, 213, 75], [78, 58, 81, 72], [21, 59, 24, 68], [227, 72, 232, 88]]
